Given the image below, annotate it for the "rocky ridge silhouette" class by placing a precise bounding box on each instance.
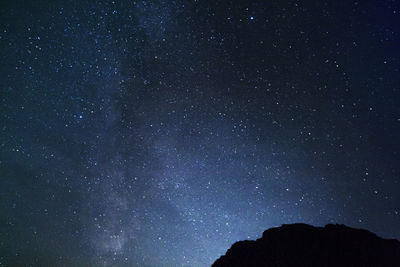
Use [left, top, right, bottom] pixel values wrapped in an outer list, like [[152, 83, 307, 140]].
[[212, 223, 400, 267]]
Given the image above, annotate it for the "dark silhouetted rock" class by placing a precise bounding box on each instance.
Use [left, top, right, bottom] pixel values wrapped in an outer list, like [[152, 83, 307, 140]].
[[212, 223, 400, 267]]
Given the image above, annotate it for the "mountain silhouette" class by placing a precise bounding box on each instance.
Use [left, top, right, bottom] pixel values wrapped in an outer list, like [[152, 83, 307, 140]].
[[212, 223, 400, 267]]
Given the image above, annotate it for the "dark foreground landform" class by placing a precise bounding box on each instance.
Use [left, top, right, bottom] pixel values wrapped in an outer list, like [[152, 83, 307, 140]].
[[212, 223, 400, 267]]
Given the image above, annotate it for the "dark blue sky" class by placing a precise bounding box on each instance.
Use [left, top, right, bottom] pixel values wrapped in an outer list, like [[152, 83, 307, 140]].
[[1, 0, 399, 266]]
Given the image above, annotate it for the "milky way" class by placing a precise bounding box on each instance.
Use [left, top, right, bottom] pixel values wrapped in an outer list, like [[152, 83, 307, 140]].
[[1, 1, 399, 266]]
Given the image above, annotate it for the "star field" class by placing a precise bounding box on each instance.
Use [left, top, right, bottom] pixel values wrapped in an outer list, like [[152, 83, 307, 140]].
[[1, 0, 399, 266]]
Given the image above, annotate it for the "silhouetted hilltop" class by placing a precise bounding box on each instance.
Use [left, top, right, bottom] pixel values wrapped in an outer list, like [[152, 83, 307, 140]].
[[212, 223, 400, 267]]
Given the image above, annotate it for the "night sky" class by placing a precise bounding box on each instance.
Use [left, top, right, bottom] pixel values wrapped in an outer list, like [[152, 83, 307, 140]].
[[1, 0, 399, 266]]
